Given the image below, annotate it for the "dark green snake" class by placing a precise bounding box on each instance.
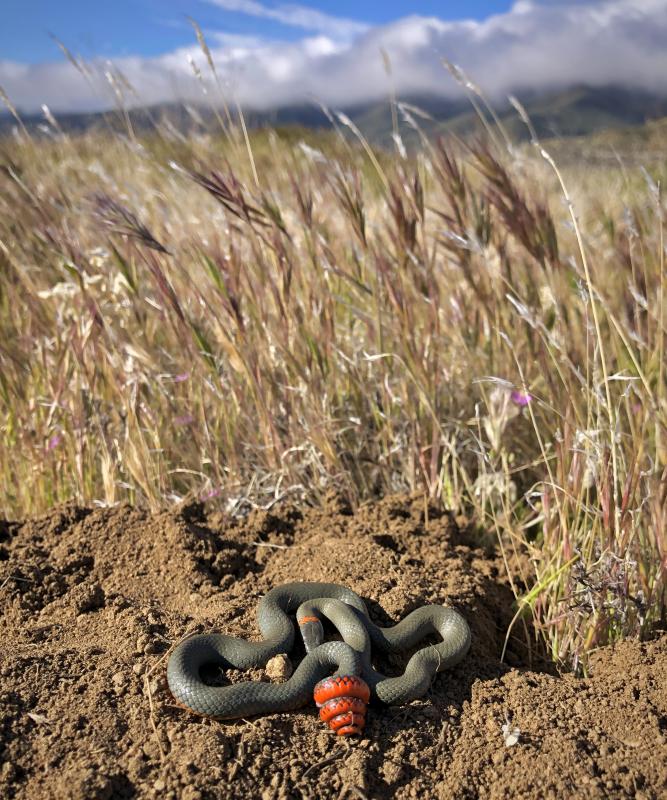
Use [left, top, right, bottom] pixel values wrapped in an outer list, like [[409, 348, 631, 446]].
[[167, 582, 471, 719]]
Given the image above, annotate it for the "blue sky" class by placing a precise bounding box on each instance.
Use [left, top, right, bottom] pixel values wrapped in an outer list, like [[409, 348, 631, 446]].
[[1, 1, 666, 114], [2, 1, 513, 63]]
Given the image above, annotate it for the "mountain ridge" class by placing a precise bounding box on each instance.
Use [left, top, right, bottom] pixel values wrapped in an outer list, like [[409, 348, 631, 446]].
[[2, 85, 666, 144]]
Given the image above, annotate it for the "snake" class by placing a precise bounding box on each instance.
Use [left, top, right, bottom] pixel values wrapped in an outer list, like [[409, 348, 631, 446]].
[[167, 581, 470, 726]]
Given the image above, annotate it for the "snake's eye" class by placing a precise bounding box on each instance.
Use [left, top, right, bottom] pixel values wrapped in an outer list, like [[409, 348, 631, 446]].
[[313, 676, 370, 736]]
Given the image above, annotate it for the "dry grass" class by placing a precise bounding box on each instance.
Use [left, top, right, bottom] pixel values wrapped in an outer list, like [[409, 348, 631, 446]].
[[0, 109, 665, 670]]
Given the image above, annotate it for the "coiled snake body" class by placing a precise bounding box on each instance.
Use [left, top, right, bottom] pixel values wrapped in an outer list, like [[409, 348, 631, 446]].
[[167, 582, 470, 728]]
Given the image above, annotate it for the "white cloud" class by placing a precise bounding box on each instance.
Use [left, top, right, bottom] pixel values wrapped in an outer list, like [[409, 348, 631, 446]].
[[1, 0, 666, 115], [205, 0, 369, 37]]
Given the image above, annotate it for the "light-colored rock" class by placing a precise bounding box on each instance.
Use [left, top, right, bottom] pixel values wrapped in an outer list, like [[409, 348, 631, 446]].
[[264, 654, 292, 681]]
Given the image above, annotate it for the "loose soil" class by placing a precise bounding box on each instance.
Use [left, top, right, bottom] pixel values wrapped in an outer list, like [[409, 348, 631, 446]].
[[1, 494, 665, 799]]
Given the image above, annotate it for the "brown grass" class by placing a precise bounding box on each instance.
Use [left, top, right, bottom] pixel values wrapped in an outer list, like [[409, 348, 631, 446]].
[[0, 109, 665, 670]]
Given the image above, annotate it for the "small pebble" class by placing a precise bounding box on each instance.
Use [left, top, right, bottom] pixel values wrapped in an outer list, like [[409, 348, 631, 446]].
[[143, 740, 162, 761], [2, 761, 16, 780], [264, 654, 292, 681]]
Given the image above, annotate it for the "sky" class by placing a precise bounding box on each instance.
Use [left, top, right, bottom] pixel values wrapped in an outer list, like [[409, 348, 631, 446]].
[[1, 2, 513, 63], [1, 0, 666, 114]]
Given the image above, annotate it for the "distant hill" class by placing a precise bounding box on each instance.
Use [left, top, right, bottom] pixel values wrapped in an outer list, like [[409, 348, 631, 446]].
[[441, 85, 667, 141], [2, 85, 667, 145], [538, 115, 667, 166]]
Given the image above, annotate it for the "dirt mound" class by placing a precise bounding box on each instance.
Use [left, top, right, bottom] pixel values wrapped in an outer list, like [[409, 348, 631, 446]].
[[1, 495, 665, 799]]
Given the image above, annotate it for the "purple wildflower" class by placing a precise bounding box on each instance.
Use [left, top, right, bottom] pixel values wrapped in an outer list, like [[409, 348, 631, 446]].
[[46, 434, 63, 452], [200, 486, 223, 501], [511, 390, 532, 407]]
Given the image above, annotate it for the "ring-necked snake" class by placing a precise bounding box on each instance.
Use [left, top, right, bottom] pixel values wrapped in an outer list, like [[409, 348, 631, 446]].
[[167, 582, 471, 735]]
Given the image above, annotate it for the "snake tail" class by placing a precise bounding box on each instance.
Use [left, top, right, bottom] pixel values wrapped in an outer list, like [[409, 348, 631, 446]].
[[314, 675, 371, 736]]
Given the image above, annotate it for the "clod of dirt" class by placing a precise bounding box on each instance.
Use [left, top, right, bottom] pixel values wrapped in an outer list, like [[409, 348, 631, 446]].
[[0, 494, 665, 799], [265, 654, 293, 681]]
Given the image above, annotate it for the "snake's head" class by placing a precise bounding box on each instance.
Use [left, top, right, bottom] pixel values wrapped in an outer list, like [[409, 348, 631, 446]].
[[313, 675, 370, 736], [297, 614, 324, 653]]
